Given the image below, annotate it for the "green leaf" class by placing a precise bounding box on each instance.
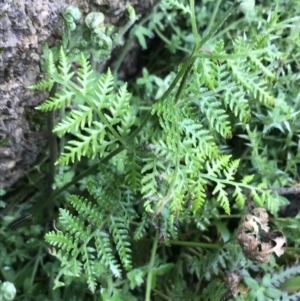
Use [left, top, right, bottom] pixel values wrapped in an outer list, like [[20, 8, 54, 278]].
[[265, 287, 282, 298], [280, 276, 300, 293], [244, 277, 260, 290], [134, 25, 152, 49], [127, 269, 146, 289], [214, 221, 230, 243], [152, 263, 174, 276]]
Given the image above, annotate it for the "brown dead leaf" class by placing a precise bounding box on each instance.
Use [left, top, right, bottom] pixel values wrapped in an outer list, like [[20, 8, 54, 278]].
[[251, 207, 270, 232], [237, 207, 286, 263], [221, 271, 241, 301], [269, 231, 287, 257]]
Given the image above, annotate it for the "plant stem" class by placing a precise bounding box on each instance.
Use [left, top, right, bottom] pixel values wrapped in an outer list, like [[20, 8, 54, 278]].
[[139, 239, 220, 249], [190, 0, 199, 45], [145, 232, 158, 301], [30, 245, 42, 286], [196, 2, 239, 52], [204, 0, 222, 36], [152, 289, 171, 301], [168, 240, 220, 248], [45, 84, 58, 224]]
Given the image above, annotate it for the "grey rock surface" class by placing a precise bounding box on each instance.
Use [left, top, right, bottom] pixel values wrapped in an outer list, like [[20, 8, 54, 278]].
[[0, 0, 64, 189]]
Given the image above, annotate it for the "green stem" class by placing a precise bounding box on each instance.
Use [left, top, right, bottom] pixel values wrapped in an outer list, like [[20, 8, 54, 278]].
[[112, 36, 135, 80], [168, 240, 220, 248], [190, 0, 199, 45], [30, 246, 42, 286], [196, 2, 239, 51], [286, 247, 300, 252], [204, 0, 222, 36], [175, 61, 194, 100], [214, 18, 244, 40], [32, 145, 124, 216], [145, 232, 158, 301], [202, 173, 269, 195], [152, 289, 171, 301], [46, 84, 58, 213], [47, 111, 57, 189]]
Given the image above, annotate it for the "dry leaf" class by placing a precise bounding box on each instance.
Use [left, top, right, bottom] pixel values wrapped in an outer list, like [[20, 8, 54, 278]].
[[221, 271, 241, 301], [251, 207, 270, 232], [237, 207, 286, 263]]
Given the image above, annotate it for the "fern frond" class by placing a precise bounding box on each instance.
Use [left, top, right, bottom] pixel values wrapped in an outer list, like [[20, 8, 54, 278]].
[[198, 57, 218, 90], [57, 47, 74, 83], [224, 159, 239, 181], [95, 69, 115, 108], [169, 182, 185, 215], [95, 231, 122, 278], [133, 213, 149, 240], [271, 264, 300, 287], [82, 246, 97, 293], [213, 182, 230, 215], [86, 179, 118, 211], [125, 154, 142, 193], [77, 52, 96, 96], [249, 54, 276, 81], [58, 208, 91, 240], [28, 78, 54, 91], [45, 49, 58, 76], [56, 122, 108, 164], [53, 105, 93, 134], [36, 90, 74, 111], [109, 216, 132, 271], [35, 48, 136, 164], [252, 80, 274, 105], [241, 174, 254, 184], [141, 158, 166, 199], [45, 231, 79, 253], [46, 190, 135, 290], [107, 84, 135, 135], [199, 97, 232, 138], [179, 118, 219, 160], [249, 187, 265, 207], [206, 155, 231, 177], [67, 195, 105, 227], [188, 177, 207, 213], [190, 249, 227, 281], [228, 59, 253, 93], [223, 88, 250, 122], [232, 186, 246, 207], [51, 250, 82, 277], [286, 290, 300, 301]]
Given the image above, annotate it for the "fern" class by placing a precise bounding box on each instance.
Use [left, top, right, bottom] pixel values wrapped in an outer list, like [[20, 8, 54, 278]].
[[190, 249, 227, 281], [95, 230, 122, 278], [26, 0, 300, 299], [270, 264, 300, 287], [45, 188, 133, 291], [240, 263, 300, 301], [109, 216, 132, 270], [31, 48, 135, 165], [125, 153, 142, 193]]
